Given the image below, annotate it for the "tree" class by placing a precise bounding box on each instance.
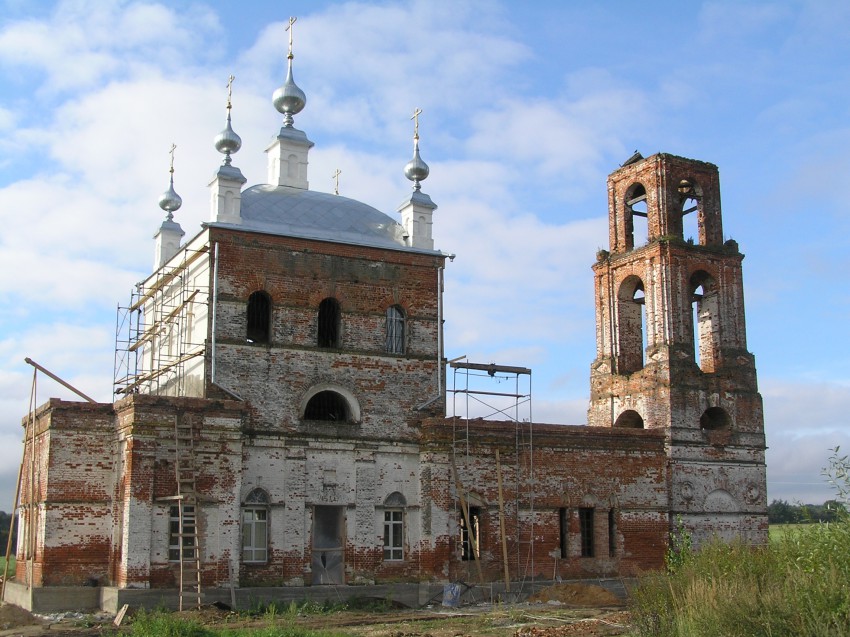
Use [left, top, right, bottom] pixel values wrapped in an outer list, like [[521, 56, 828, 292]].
[[0, 511, 17, 555], [767, 499, 798, 524]]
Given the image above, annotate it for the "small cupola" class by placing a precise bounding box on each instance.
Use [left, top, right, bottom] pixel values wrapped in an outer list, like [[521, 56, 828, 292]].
[[397, 108, 436, 250], [266, 17, 314, 189], [153, 144, 185, 269], [210, 74, 247, 224]]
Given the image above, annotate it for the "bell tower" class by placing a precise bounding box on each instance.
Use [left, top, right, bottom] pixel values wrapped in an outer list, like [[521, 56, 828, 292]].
[[588, 152, 767, 545]]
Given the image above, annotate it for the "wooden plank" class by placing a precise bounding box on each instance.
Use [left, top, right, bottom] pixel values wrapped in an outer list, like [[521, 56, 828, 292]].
[[495, 449, 511, 593]]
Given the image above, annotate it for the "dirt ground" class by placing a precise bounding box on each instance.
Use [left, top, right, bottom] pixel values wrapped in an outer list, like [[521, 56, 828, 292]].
[[0, 583, 635, 637]]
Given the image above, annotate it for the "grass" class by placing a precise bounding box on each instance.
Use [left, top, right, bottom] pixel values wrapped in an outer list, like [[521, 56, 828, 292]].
[[769, 522, 815, 542], [0, 555, 14, 574], [631, 520, 850, 636], [128, 609, 355, 637]]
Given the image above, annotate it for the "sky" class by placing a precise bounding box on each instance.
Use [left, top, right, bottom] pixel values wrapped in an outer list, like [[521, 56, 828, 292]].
[[0, 0, 849, 511]]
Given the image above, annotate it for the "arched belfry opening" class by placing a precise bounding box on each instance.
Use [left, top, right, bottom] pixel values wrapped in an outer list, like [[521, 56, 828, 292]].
[[616, 276, 646, 374], [678, 178, 701, 245], [624, 183, 648, 250], [690, 270, 720, 372]]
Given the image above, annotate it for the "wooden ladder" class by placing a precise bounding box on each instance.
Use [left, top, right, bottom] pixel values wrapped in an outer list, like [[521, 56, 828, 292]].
[[175, 413, 202, 611]]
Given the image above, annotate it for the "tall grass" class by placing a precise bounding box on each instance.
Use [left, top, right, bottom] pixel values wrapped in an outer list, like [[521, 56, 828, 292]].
[[632, 449, 850, 636]]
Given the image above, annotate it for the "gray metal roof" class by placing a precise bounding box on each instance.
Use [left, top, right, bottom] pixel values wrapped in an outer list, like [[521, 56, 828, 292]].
[[211, 184, 422, 251]]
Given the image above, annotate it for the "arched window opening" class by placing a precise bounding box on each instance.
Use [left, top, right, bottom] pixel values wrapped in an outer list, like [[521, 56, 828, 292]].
[[617, 276, 645, 374], [247, 291, 271, 343], [383, 492, 406, 562], [614, 410, 644, 428], [317, 297, 341, 348], [678, 179, 700, 245], [690, 271, 719, 372], [386, 305, 405, 354], [625, 183, 648, 249], [700, 406, 731, 431], [242, 488, 269, 563], [304, 390, 350, 421]]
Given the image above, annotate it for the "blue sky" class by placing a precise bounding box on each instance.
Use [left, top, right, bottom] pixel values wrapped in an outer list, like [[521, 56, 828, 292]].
[[0, 0, 849, 509]]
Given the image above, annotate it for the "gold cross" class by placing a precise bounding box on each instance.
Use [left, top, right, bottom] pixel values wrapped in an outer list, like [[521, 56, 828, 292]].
[[286, 16, 297, 58], [226, 74, 235, 109], [411, 107, 422, 139], [332, 168, 341, 195], [168, 143, 177, 174]]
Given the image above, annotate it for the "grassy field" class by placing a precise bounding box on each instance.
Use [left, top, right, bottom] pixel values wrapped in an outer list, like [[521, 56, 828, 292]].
[[769, 522, 820, 542], [0, 555, 14, 574]]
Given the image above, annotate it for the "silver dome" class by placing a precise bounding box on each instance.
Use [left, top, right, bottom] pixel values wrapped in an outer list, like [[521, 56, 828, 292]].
[[404, 138, 430, 189], [211, 184, 433, 252], [215, 112, 242, 163], [158, 175, 182, 217], [273, 58, 306, 127]]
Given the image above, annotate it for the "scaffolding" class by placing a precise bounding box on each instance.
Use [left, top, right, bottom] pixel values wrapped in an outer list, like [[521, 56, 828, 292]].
[[448, 358, 534, 590], [114, 246, 210, 398]]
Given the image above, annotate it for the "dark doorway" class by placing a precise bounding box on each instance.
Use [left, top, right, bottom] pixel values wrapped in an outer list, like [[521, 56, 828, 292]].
[[312, 506, 344, 585]]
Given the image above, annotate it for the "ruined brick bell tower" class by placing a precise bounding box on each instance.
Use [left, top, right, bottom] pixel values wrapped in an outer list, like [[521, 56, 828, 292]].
[[588, 153, 767, 545]]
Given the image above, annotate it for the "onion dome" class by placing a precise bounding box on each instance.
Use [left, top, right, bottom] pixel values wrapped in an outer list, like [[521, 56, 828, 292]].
[[273, 17, 306, 127], [404, 108, 429, 191], [215, 75, 242, 165], [158, 145, 182, 220]]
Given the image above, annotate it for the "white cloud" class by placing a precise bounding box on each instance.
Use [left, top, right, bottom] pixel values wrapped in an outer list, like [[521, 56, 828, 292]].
[[763, 379, 850, 503], [0, 0, 223, 94]]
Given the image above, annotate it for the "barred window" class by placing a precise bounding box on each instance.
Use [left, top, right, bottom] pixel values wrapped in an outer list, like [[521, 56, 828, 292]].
[[386, 305, 405, 354]]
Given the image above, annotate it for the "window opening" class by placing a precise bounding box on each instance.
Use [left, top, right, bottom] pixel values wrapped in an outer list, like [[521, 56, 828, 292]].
[[608, 510, 617, 556], [383, 510, 404, 561], [690, 271, 719, 372], [169, 504, 196, 562], [679, 179, 700, 245], [317, 298, 340, 348], [304, 390, 349, 421], [386, 305, 405, 354], [626, 184, 648, 249], [460, 506, 481, 561], [700, 406, 731, 431], [247, 291, 271, 343], [613, 409, 644, 428], [579, 507, 594, 557], [617, 277, 645, 374], [558, 507, 568, 558], [242, 488, 269, 563], [692, 283, 704, 368]]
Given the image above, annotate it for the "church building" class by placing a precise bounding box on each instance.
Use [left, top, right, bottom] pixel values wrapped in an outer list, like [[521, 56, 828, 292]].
[[4, 29, 767, 613]]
